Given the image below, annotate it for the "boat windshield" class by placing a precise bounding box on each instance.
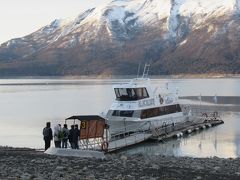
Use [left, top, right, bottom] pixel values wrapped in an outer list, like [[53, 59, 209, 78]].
[[114, 88, 149, 101]]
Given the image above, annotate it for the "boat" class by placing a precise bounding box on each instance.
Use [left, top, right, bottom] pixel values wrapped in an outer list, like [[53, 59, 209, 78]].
[[105, 64, 189, 139], [45, 64, 223, 155]]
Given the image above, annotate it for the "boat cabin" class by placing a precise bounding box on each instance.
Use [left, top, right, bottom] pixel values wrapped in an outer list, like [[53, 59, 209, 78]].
[[114, 87, 149, 101], [108, 78, 182, 122], [113, 78, 153, 101]]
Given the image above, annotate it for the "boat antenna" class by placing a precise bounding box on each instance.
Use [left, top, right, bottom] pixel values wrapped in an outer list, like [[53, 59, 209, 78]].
[[142, 63, 150, 78], [137, 62, 141, 78], [198, 93, 202, 115]]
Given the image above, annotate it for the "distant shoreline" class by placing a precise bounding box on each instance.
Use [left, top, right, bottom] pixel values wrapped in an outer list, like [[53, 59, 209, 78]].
[[0, 74, 239, 79], [0, 146, 239, 179]]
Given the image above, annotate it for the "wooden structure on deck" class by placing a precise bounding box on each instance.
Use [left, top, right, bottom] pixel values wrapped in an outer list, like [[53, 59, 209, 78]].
[[65, 115, 108, 150]]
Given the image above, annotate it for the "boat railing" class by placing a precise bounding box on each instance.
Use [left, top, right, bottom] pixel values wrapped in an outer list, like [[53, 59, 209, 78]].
[[183, 104, 223, 120], [109, 121, 152, 142], [109, 114, 188, 140], [108, 116, 184, 141], [149, 116, 187, 136], [108, 128, 152, 151], [108, 117, 186, 150], [78, 138, 104, 150]]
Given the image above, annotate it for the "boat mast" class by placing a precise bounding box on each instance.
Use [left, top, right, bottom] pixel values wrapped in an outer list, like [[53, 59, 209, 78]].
[[142, 64, 150, 78], [137, 62, 141, 78]]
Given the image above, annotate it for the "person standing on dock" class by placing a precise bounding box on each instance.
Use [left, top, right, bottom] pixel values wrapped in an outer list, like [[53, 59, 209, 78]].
[[61, 124, 69, 148], [68, 125, 74, 149], [54, 124, 61, 148], [42, 122, 53, 151], [73, 124, 80, 149]]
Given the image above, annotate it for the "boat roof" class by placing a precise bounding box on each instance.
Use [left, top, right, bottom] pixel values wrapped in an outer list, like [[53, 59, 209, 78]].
[[65, 115, 105, 121], [113, 78, 151, 88]]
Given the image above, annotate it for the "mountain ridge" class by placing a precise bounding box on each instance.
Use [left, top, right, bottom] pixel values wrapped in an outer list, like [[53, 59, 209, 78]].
[[0, 0, 240, 76]]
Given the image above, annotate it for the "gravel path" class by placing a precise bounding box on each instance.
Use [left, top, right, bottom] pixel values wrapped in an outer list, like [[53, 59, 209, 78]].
[[0, 147, 240, 180]]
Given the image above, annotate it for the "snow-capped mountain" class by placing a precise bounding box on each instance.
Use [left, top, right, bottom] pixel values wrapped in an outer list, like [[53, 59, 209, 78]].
[[0, 0, 240, 76]]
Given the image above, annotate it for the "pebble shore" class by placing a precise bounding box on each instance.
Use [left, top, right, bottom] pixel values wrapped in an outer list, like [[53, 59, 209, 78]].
[[0, 147, 240, 180]]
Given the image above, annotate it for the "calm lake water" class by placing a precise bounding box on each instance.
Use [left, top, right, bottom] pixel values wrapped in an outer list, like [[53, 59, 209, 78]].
[[0, 78, 239, 158]]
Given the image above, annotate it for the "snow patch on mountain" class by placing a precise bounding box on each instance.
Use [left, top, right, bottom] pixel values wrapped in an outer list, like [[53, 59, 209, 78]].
[[6, 38, 28, 48], [6, 39, 17, 47], [179, 39, 187, 46], [108, 6, 126, 22], [74, 8, 95, 25], [180, 0, 235, 15], [41, 19, 72, 35], [167, 0, 184, 38], [234, 0, 240, 12], [53, 9, 95, 41]]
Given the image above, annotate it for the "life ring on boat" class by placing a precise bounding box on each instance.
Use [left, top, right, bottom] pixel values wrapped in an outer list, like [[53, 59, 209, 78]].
[[101, 141, 109, 152]]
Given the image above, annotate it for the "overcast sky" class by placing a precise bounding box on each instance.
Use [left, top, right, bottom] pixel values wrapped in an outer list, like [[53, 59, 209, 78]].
[[0, 0, 110, 44]]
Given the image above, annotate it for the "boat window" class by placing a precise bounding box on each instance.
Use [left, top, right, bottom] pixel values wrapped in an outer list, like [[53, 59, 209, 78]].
[[114, 88, 149, 101], [135, 88, 143, 97], [114, 89, 121, 98], [159, 107, 165, 116], [141, 108, 159, 119], [142, 88, 148, 98], [140, 104, 182, 119], [112, 110, 134, 117]]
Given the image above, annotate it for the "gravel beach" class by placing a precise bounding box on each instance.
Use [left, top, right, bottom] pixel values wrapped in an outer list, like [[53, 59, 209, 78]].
[[0, 147, 240, 180]]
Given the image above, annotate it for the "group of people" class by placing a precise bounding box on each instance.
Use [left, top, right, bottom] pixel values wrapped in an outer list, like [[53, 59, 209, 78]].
[[42, 122, 80, 151]]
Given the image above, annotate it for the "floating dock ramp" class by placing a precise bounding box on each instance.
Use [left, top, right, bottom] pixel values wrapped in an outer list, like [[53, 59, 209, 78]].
[[108, 132, 153, 152]]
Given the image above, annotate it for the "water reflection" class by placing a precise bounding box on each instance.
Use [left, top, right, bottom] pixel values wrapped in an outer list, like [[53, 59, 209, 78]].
[[122, 112, 240, 158], [120, 140, 182, 157]]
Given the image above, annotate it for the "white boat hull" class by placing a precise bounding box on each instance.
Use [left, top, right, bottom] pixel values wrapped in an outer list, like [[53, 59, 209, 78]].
[[107, 113, 187, 136]]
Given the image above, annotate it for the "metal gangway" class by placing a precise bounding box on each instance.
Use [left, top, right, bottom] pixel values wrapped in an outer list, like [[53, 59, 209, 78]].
[[108, 131, 152, 152]]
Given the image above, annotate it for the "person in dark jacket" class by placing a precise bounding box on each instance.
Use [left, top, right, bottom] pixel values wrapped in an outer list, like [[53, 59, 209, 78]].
[[61, 124, 69, 148], [42, 122, 53, 151], [73, 124, 80, 149], [68, 125, 74, 149]]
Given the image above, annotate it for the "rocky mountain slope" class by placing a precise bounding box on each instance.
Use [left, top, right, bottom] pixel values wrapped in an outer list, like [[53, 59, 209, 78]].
[[1, 0, 240, 76]]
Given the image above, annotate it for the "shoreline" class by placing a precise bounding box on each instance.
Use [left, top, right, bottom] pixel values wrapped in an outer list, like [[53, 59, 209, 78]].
[[0, 147, 240, 179], [0, 74, 239, 80]]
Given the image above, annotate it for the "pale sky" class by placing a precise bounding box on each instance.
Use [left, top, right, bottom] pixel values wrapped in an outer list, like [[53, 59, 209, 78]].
[[0, 0, 111, 44]]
